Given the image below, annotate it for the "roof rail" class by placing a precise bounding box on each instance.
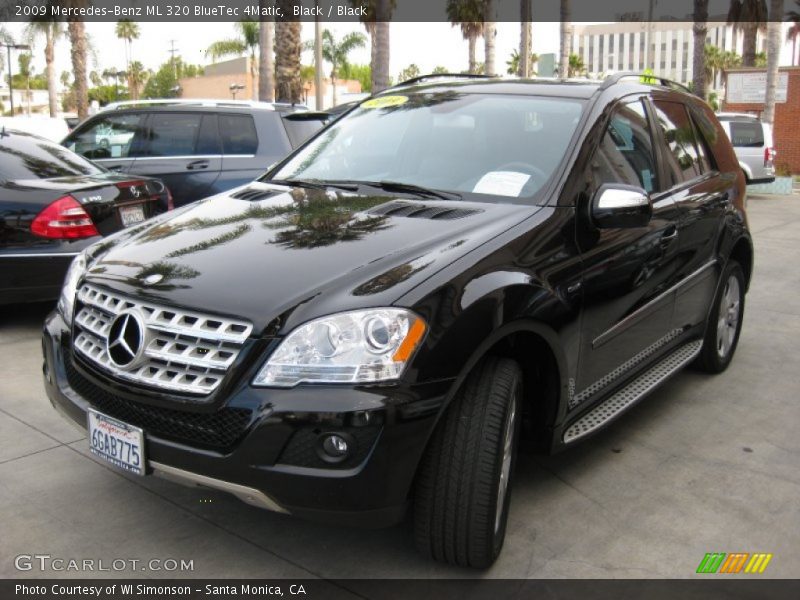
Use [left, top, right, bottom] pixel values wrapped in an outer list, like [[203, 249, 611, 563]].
[[599, 72, 692, 94], [101, 99, 309, 112], [389, 73, 494, 90]]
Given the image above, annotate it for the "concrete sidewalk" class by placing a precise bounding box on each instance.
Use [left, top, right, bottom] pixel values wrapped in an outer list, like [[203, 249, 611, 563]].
[[1, 194, 798, 581]]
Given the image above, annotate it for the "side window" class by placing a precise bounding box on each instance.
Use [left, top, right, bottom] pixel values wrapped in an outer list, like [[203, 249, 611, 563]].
[[195, 115, 221, 155], [65, 113, 144, 160], [219, 114, 258, 155], [728, 121, 764, 147], [591, 99, 658, 193], [652, 100, 703, 186], [143, 113, 202, 157]]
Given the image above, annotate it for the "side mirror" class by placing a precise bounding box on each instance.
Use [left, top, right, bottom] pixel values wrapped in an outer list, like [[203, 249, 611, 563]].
[[591, 184, 652, 229]]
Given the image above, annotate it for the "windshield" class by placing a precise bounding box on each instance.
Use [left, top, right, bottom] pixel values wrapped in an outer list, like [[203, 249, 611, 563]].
[[270, 92, 585, 200]]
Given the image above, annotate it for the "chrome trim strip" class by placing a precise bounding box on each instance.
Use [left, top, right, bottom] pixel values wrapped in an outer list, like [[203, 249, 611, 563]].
[[95, 154, 256, 162], [1, 252, 80, 258], [592, 260, 717, 349], [150, 461, 288, 514]]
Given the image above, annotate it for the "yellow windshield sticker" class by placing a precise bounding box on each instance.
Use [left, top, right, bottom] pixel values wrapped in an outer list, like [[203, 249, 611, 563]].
[[362, 95, 409, 109]]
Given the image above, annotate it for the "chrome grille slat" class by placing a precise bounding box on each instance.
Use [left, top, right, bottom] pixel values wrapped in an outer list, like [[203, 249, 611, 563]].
[[73, 284, 252, 396]]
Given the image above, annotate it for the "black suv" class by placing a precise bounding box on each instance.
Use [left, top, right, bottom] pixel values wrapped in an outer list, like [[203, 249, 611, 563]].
[[62, 100, 325, 206], [43, 74, 752, 568]]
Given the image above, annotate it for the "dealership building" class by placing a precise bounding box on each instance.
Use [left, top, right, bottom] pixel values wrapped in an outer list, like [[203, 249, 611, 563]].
[[571, 19, 768, 86]]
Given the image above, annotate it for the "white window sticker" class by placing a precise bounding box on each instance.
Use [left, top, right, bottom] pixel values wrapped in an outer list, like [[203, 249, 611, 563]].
[[473, 171, 531, 197]]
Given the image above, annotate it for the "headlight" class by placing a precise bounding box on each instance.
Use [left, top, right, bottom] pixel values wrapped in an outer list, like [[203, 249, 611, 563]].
[[253, 308, 427, 387], [57, 252, 87, 324]]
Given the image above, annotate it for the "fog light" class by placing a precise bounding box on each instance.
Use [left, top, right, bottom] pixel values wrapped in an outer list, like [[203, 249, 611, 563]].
[[317, 432, 355, 464], [323, 434, 348, 457]]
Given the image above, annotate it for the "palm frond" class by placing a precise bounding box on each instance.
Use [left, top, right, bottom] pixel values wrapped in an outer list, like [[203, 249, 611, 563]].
[[206, 39, 247, 61]]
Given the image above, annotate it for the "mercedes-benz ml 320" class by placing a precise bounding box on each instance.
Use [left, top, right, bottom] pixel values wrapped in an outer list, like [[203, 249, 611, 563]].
[[44, 74, 753, 568]]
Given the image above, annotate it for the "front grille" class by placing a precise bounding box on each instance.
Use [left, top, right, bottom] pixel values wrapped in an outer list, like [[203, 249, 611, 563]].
[[65, 355, 252, 449], [73, 284, 253, 396]]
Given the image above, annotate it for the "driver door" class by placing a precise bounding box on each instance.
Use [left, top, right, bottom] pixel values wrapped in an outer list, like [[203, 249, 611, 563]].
[[572, 97, 684, 409], [63, 112, 146, 174]]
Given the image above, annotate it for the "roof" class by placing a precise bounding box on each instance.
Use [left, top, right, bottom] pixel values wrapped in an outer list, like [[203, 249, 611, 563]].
[[100, 99, 309, 112]]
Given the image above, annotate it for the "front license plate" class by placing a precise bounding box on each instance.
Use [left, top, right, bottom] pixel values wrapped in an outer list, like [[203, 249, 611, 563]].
[[119, 204, 146, 227], [88, 409, 145, 476]]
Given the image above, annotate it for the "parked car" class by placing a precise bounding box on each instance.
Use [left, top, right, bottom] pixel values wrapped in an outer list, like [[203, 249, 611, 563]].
[[61, 100, 327, 207], [0, 116, 70, 142], [0, 128, 171, 305], [717, 112, 776, 183], [44, 74, 752, 568]]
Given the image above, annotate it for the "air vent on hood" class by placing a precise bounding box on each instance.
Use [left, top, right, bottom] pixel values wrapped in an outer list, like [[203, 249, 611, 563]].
[[230, 187, 280, 202], [368, 201, 481, 220]]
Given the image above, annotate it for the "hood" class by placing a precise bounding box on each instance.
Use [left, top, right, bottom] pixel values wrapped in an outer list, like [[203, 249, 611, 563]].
[[83, 183, 540, 334]]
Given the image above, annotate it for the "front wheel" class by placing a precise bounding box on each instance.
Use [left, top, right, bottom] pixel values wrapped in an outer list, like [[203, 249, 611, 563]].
[[694, 259, 746, 373], [413, 356, 522, 568]]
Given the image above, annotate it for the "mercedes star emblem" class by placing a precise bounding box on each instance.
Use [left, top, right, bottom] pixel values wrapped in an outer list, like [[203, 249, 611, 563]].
[[106, 311, 146, 368]]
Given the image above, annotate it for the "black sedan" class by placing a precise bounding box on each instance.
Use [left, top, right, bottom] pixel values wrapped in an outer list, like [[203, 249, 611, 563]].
[[0, 128, 171, 305]]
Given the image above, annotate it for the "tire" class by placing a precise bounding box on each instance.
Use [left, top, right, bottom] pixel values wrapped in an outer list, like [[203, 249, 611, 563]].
[[694, 259, 746, 373], [413, 356, 522, 568]]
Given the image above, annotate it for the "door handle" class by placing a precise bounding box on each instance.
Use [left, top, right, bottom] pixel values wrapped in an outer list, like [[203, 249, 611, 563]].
[[106, 165, 124, 172], [186, 160, 209, 170], [660, 227, 679, 247]]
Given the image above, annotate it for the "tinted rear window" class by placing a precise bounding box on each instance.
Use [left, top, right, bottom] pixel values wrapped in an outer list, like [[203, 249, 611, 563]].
[[0, 132, 103, 180], [728, 121, 764, 147], [219, 114, 258, 154], [144, 113, 202, 156], [282, 117, 325, 147]]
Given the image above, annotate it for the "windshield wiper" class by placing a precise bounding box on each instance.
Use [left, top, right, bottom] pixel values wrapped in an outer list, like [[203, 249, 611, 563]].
[[359, 181, 462, 201], [269, 178, 360, 192]]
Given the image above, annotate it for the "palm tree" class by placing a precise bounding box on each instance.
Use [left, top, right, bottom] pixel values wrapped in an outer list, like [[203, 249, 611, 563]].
[[67, 17, 89, 119], [446, 0, 484, 74], [207, 20, 260, 101], [560, 0, 572, 79], [114, 20, 139, 72], [258, 1, 274, 102], [483, 0, 496, 75], [507, 49, 538, 76], [705, 45, 741, 93], [728, 0, 768, 67], [372, 0, 392, 92], [128, 61, 147, 100], [567, 53, 587, 78], [519, 1, 532, 77], [311, 30, 366, 107], [787, 1, 800, 66], [275, 2, 302, 103], [693, 0, 709, 100], [762, 0, 783, 125], [349, 0, 395, 93], [25, 20, 64, 117]]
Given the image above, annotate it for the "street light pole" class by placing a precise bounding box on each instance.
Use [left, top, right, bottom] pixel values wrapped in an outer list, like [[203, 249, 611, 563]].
[[2, 43, 31, 116]]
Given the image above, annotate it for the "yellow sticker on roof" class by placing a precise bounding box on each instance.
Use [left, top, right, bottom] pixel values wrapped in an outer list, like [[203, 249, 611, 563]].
[[362, 95, 409, 109]]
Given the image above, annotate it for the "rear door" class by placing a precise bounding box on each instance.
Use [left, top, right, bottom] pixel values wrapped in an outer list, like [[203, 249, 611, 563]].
[[63, 112, 147, 173], [648, 97, 729, 332], [573, 97, 684, 408], [218, 112, 289, 190], [136, 112, 222, 206]]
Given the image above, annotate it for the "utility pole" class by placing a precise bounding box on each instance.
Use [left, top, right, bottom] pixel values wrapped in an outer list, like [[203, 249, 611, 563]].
[[168, 40, 179, 80], [2, 42, 31, 116]]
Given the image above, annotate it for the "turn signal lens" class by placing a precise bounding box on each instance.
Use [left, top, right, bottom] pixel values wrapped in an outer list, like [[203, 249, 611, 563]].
[[30, 196, 99, 239]]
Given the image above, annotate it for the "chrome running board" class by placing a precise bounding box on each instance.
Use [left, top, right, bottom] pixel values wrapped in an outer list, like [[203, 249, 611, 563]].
[[150, 461, 289, 514], [563, 339, 703, 444]]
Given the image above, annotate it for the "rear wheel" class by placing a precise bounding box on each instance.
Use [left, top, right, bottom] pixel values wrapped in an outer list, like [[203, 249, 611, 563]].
[[694, 259, 745, 373], [413, 356, 522, 568]]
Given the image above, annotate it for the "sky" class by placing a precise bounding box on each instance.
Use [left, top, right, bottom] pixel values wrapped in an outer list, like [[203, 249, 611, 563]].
[[1, 21, 561, 83]]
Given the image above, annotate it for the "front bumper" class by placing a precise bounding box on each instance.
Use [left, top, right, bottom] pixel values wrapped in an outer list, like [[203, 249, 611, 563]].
[[42, 310, 450, 528]]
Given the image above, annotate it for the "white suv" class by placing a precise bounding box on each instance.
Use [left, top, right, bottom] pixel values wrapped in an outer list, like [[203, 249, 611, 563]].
[[717, 113, 776, 184]]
